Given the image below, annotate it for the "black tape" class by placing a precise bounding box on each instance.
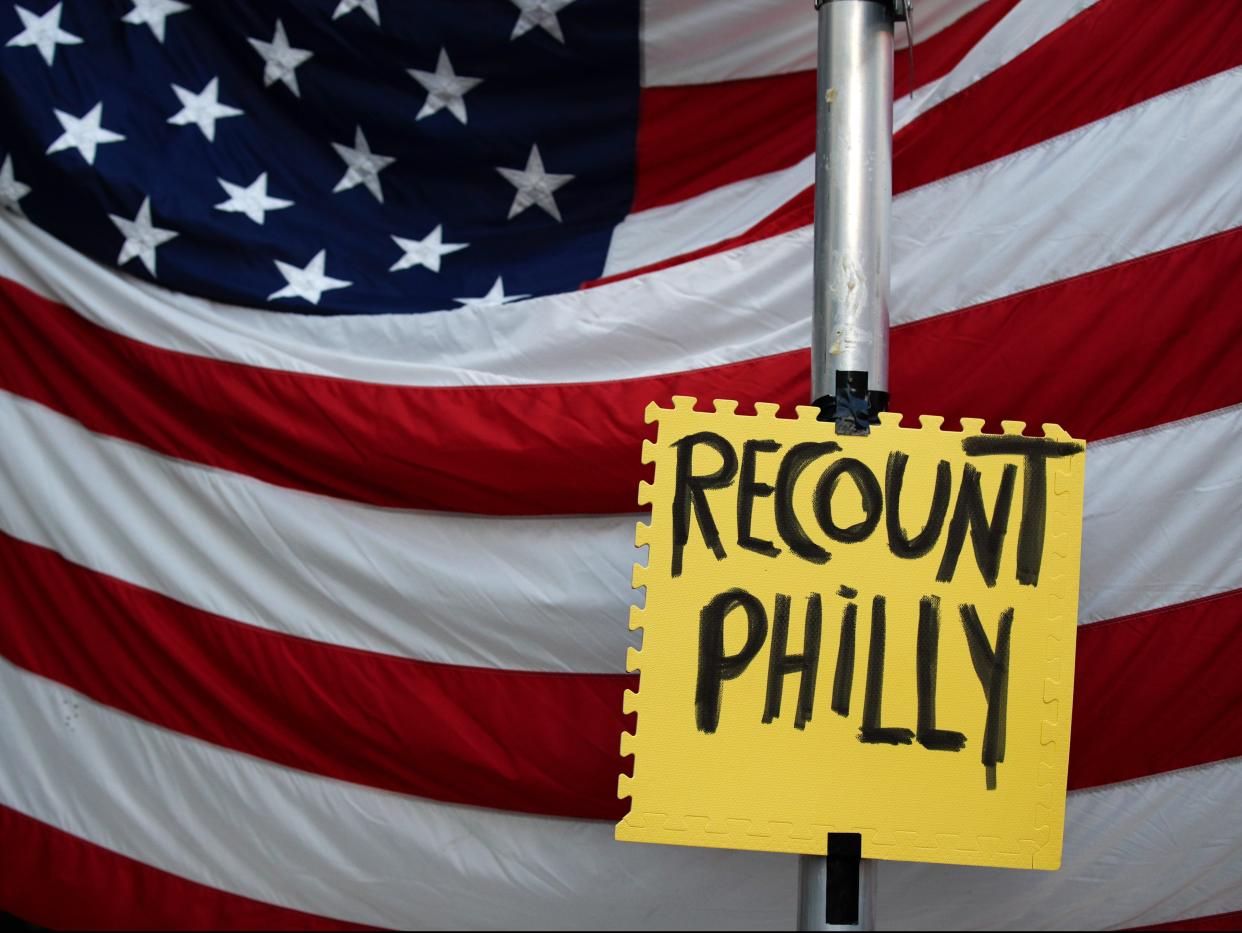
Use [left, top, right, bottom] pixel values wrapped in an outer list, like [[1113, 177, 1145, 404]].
[[825, 832, 863, 925], [813, 372, 889, 437]]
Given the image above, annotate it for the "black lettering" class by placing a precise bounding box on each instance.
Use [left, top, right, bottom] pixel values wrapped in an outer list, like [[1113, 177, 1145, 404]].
[[774, 441, 841, 564], [963, 435, 1084, 586], [695, 589, 768, 734], [671, 431, 738, 577], [831, 586, 858, 716], [915, 595, 967, 752], [886, 452, 952, 559], [763, 594, 822, 729], [737, 439, 782, 558], [936, 462, 1017, 586], [960, 603, 1014, 789], [813, 458, 882, 543], [859, 595, 914, 745]]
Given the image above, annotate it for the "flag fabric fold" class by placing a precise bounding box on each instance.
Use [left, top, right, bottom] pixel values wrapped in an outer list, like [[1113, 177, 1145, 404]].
[[0, 0, 1239, 928]]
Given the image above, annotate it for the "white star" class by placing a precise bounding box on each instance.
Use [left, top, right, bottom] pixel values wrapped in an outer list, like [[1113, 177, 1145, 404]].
[[109, 197, 177, 276], [0, 155, 31, 214], [407, 48, 482, 125], [248, 19, 312, 97], [167, 77, 243, 142], [332, 126, 394, 203], [122, 0, 189, 43], [6, 2, 81, 65], [509, 0, 577, 43], [46, 102, 126, 165], [332, 0, 379, 26], [454, 277, 529, 309], [389, 225, 468, 273], [269, 249, 351, 305], [496, 144, 573, 222], [215, 172, 293, 225]]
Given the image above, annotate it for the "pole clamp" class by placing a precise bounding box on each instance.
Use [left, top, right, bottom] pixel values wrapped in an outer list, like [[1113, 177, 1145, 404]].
[[813, 0, 911, 21]]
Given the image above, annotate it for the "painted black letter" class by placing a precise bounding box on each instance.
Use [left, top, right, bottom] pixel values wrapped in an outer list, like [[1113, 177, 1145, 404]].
[[959, 603, 1014, 789], [813, 458, 882, 544], [831, 586, 858, 717], [859, 595, 914, 745], [962, 435, 1084, 586], [671, 431, 738, 577], [936, 462, 1017, 586], [886, 452, 952, 559], [774, 441, 841, 564], [696, 588, 768, 733], [737, 439, 782, 558], [763, 594, 822, 729], [915, 596, 967, 752]]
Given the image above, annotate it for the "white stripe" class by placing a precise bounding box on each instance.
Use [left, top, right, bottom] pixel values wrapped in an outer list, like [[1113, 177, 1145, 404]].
[[881, 762, 1242, 930], [0, 390, 637, 674], [893, 65, 1242, 325], [607, 0, 1101, 276], [5, 67, 1235, 390], [601, 154, 812, 279], [640, 0, 990, 86], [1079, 405, 1242, 624], [0, 657, 790, 931], [3, 392, 1239, 674], [897, 0, 1099, 138], [2, 658, 1239, 930]]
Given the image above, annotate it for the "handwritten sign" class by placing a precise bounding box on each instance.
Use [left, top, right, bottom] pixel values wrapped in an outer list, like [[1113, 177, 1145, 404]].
[[617, 398, 1086, 870]]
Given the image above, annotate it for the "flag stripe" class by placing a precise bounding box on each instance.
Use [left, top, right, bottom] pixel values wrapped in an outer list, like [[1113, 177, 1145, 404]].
[[3, 654, 1240, 931], [630, 0, 1022, 211], [2, 390, 1239, 676], [0, 654, 793, 931], [1, 395, 1238, 817], [2, 516, 1239, 820], [7, 40, 1241, 399], [639, 0, 994, 86], [0, 807, 372, 933], [0, 530, 629, 822], [4, 218, 1240, 518], [609, 0, 1104, 275], [0, 390, 635, 675], [893, 0, 1242, 194], [1130, 911, 1242, 932], [603, 3, 1242, 280], [878, 760, 1242, 931], [1068, 589, 1242, 791]]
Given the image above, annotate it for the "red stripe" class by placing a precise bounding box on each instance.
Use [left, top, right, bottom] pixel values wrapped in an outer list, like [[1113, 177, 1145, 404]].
[[4, 224, 1241, 516], [0, 805, 374, 931], [892, 0, 1242, 193], [598, 0, 1242, 285], [0, 531, 631, 822], [2, 529, 1240, 823], [1129, 911, 1242, 932], [1068, 589, 1242, 791], [630, 0, 1020, 212]]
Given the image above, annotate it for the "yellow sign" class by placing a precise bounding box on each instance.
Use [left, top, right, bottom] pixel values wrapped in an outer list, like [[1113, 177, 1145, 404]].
[[617, 397, 1086, 870]]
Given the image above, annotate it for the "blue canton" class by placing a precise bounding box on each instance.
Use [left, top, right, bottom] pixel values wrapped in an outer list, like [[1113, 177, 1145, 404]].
[[0, 0, 639, 314]]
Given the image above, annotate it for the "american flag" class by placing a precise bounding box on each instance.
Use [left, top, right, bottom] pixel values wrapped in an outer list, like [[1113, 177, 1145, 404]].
[[0, 0, 1239, 929]]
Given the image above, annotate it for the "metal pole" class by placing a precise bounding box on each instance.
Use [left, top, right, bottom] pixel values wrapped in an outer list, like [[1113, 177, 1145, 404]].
[[801, 0, 901, 928], [810, 0, 895, 432]]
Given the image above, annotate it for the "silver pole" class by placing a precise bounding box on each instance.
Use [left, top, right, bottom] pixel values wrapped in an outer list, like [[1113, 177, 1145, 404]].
[[801, 0, 898, 929], [811, 0, 894, 424]]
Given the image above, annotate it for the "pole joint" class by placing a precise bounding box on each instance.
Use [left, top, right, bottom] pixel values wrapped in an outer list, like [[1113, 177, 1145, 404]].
[[813, 0, 910, 21]]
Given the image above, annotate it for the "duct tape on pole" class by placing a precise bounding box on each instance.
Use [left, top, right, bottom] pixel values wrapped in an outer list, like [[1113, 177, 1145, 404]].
[[803, 0, 899, 928]]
